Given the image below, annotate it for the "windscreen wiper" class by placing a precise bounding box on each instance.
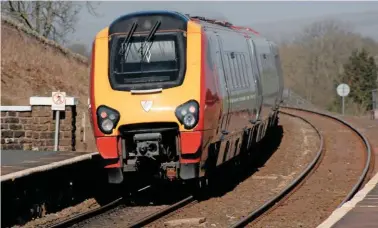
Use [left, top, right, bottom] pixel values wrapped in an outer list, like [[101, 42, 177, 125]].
[[139, 20, 161, 61], [118, 22, 138, 61]]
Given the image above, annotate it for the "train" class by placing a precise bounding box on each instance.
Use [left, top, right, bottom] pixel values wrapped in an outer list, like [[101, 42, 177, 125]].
[[88, 10, 284, 186]]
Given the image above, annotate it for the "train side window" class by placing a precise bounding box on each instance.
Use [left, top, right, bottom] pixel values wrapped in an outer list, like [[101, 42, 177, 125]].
[[227, 53, 235, 89], [261, 54, 267, 72], [238, 54, 247, 88], [230, 53, 239, 89], [235, 54, 243, 88], [207, 37, 214, 71], [242, 54, 250, 88], [237, 54, 242, 88], [223, 53, 232, 90]]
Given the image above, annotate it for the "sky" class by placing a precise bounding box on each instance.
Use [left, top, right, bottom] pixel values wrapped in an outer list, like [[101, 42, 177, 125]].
[[68, 1, 378, 47]]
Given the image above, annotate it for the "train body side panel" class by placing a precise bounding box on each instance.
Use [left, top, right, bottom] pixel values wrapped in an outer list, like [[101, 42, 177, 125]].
[[198, 25, 262, 167], [252, 37, 281, 121]]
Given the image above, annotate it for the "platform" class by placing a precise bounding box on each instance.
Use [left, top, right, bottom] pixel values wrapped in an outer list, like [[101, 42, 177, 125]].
[[1, 150, 99, 182], [317, 172, 378, 227]]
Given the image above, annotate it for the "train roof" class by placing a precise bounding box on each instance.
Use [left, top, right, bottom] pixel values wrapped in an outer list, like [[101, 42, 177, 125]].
[[109, 10, 261, 38]]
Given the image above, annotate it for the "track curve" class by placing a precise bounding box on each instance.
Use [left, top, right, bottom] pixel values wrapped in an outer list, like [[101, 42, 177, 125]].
[[283, 106, 373, 207], [230, 108, 325, 228], [231, 106, 373, 228]]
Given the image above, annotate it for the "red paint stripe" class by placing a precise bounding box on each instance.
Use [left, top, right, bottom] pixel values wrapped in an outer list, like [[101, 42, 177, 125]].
[[96, 137, 118, 159], [89, 40, 104, 137], [180, 131, 202, 154]]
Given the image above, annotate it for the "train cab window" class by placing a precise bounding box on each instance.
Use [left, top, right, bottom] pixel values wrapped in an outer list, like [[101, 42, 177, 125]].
[[109, 32, 186, 91]]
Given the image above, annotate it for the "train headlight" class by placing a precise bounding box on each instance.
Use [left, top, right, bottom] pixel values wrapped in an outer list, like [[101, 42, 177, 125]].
[[96, 105, 120, 134], [175, 100, 199, 130], [101, 119, 114, 132]]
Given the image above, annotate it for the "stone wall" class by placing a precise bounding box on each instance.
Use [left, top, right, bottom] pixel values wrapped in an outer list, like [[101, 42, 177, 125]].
[[1, 97, 77, 151]]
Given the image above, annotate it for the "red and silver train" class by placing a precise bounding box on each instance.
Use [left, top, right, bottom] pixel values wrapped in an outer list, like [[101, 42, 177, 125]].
[[89, 10, 284, 184]]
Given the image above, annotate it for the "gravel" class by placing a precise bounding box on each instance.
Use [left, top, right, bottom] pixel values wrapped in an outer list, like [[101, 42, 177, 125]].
[[15, 199, 99, 228], [249, 109, 367, 228], [146, 114, 320, 228]]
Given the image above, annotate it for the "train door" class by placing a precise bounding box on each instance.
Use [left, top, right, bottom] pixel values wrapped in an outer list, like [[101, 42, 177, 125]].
[[212, 33, 231, 136], [246, 39, 262, 122]]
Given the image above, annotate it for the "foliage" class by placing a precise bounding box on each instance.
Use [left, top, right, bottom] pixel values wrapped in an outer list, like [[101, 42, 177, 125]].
[[338, 48, 378, 111], [279, 19, 378, 114]]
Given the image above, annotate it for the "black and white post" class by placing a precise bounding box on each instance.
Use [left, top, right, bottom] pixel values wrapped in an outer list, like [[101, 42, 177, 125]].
[[51, 91, 66, 151], [336, 83, 350, 116]]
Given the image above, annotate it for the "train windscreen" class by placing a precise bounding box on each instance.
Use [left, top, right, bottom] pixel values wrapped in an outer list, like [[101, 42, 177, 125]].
[[109, 32, 186, 91]]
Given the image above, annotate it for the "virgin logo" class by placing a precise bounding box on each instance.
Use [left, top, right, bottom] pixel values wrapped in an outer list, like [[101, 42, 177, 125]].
[[141, 100, 153, 112]]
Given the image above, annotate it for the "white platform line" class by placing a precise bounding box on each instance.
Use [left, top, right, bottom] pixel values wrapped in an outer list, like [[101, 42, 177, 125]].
[[0, 106, 32, 111], [317, 172, 378, 228], [1, 152, 99, 182]]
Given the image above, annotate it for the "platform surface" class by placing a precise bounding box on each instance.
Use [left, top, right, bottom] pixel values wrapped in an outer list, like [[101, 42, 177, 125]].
[[317, 172, 378, 228], [1, 150, 98, 181], [331, 181, 378, 228]]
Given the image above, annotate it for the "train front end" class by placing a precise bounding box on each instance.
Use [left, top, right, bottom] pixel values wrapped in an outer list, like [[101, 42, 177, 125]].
[[89, 11, 205, 184]]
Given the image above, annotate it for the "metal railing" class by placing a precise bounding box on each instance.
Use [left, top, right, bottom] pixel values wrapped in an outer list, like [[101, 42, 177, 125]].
[[281, 88, 318, 110]]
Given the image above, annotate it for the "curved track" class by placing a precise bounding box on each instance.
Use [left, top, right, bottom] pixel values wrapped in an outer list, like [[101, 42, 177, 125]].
[[126, 195, 196, 228], [284, 107, 373, 207], [47, 197, 123, 228], [229, 108, 325, 228], [230, 106, 373, 227], [47, 185, 194, 228], [46, 106, 373, 228]]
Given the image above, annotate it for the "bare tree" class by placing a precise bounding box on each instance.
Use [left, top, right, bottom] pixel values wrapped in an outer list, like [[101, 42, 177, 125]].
[[280, 18, 378, 111], [1, 1, 101, 44]]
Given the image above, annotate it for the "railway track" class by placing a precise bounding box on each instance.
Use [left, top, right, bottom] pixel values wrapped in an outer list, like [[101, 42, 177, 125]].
[[46, 184, 195, 228], [43, 107, 373, 228], [127, 195, 196, 228], [230, 106, 373, 228], [46, 184, 153, 228]]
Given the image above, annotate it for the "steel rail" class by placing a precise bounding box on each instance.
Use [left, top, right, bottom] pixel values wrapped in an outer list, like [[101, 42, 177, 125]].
[[47, 106, 372, 228], [127, 195, 196, 228], [47, 185, 152, 228], [281, 106, 373, 207], [230, 109, 325, 228], [47, 197, 123, 228]]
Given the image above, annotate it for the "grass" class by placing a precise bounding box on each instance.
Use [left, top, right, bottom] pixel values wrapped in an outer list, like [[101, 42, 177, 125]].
[[1, 17, 96, 152]]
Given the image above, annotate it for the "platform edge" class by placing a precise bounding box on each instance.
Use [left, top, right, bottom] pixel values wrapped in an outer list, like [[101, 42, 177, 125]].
[[316, 172, 378, 228], [0, 152, 99, 182]]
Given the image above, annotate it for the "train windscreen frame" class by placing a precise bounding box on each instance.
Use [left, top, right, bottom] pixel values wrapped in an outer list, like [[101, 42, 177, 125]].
[[107, 12, 188, 91], [109, 32, 186, 91]]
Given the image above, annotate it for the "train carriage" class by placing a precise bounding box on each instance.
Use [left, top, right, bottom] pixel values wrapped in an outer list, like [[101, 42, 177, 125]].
[[89, 10, 284, 184]]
